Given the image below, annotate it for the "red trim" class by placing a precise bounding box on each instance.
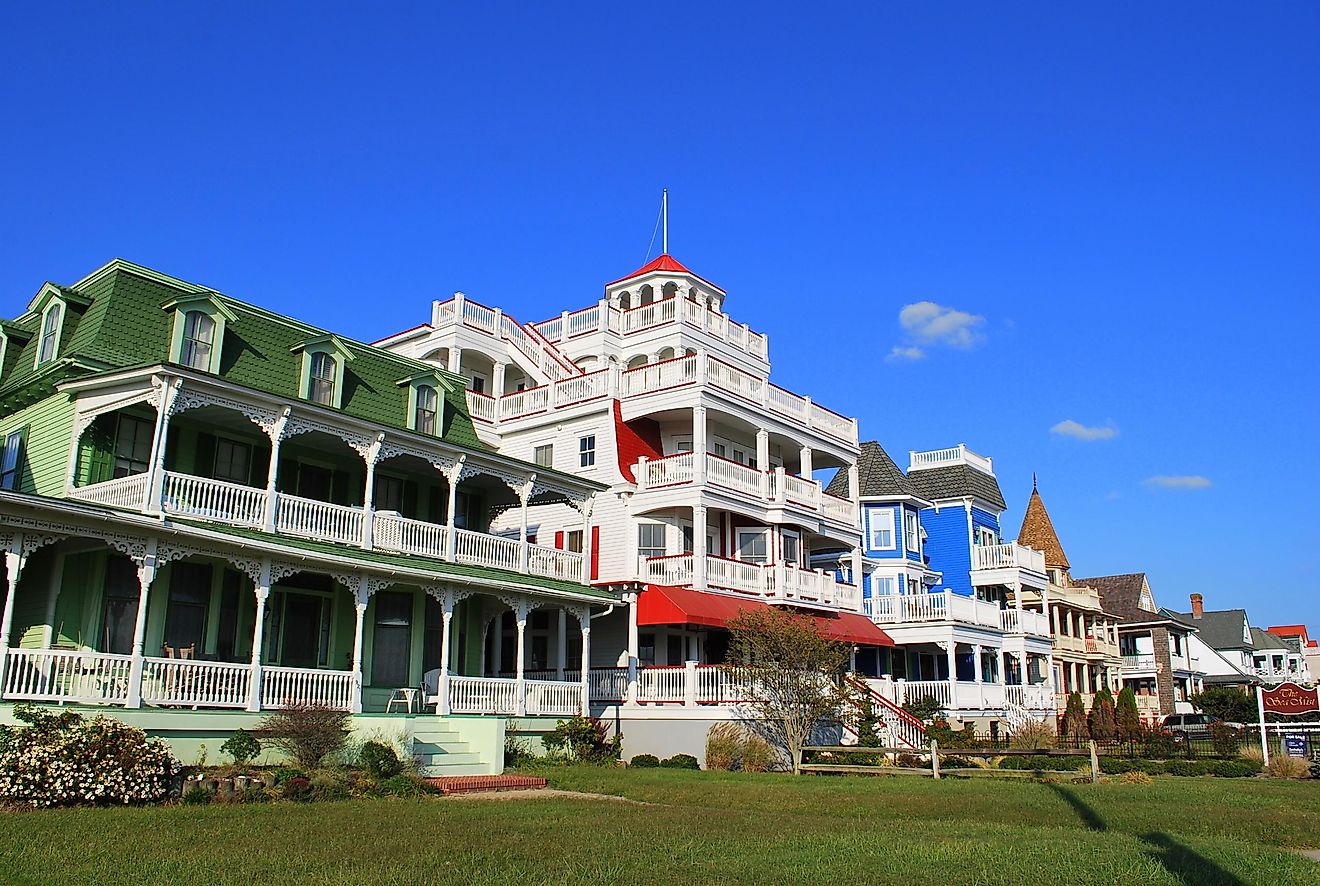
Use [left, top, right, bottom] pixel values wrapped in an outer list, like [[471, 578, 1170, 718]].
[[370, 322, 431, 346], [590, 526, 600, 581], [604, 254, 724, 293]]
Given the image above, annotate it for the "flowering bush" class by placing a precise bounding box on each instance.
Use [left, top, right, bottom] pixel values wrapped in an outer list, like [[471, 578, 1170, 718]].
[[0, 705, 177, 807]]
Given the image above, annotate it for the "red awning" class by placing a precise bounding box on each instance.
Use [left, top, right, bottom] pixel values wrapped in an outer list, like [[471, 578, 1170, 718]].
[[637, 585, 894, 647]]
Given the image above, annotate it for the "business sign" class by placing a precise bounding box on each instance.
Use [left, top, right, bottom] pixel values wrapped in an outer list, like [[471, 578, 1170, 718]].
[[1282, 733, 1308, 759], [1260, 682, 1320, 716]]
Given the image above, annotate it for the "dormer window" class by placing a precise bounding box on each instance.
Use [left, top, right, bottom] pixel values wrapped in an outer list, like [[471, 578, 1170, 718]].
[[164, 294, 233, 374], [37, 302, 62, 366], [180, 311, 216, 370], [414, 385, 438, 434], [309, 352, 337, 405]]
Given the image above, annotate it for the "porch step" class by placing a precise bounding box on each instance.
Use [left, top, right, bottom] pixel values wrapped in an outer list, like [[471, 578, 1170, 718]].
[[411, 729, 489, 776], [423, 775, 547, 795]]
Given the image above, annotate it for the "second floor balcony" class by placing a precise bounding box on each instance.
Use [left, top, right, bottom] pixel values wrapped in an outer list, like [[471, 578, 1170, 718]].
[[638, 553, 860, 611], [970, 542, 1048, 590], [633, 451, 856, 532], [863, 591, 1051, 637]]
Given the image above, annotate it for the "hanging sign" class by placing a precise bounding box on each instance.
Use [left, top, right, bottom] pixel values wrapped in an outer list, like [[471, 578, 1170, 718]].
[[1261, 682, 1320, 716]]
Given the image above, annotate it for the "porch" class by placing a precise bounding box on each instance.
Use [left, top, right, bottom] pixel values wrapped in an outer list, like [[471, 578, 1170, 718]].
[[639, 553, 859, 609], [863, 590, 1051, 637]]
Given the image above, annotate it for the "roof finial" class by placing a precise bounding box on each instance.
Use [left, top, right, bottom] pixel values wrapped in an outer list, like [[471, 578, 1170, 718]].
[[1032, 471, 1037, 491], [662, 188, 669, 255]]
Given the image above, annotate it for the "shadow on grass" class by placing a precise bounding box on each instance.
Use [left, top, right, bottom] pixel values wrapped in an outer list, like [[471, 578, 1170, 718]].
[[1044, 783, 1247, 886]]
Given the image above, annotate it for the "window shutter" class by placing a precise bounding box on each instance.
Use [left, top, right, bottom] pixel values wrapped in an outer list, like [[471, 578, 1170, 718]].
[[554, 531, 564, 549], [194, 432, 217, 479], [427, 485, 444, 523], [82, 413, 117, 485], [250, 443, 271, 488], [590, 526, 600, 581], [276, 458, 297, 494], [331, 469, 351, 506], [402, 480, 419, 519]]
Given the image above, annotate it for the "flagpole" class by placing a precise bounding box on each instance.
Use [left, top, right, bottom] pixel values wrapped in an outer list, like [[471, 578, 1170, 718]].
[[662, 188, 668, 255], [1256, 684, 1269, 766]]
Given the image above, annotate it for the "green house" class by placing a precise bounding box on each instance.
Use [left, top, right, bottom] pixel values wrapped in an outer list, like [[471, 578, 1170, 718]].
[[0, 260, 614, 770]]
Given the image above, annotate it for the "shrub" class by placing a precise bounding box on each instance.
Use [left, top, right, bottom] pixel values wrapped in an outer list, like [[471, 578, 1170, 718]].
[[182, 785, 212, 805], [1060, 692, 1089, 742], [1208, 722, 1242, 758], [504, 735, 536, 769], [1120, 770, 1153, 785], [0, 705, 177, 807], [239, 785, 272, 803], [270, 766, 304, 785], [1265, 755, 1310, 779], [705, 723, 744, 771], [280, 776, 314, 801], [903, 695, 945, 725], [660, 753, 700, 770], [542, 716, 619, 764], [1240, 745, 1265, 764], [999, 755, 1087, 772], [1009, 718, 1056, 750], [310, 773, 350, 801], [1141, 730, 1179, 760], [256, 705, 351, 772], [1189, 687, 1255, 723], [741, 736, 774, 773], [629, 754, 661, 768], [359, 741, 405, 780], [1165, 760, 1205, 778], [1115, 688, 1142, 743], [220, 730, 262, 768]]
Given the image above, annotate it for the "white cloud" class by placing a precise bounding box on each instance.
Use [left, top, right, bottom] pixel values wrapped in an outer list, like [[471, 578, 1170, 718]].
[[1144, 475, 1212, 491], [886, 345, 926, 362], [1050, 419, 1119, 441], [898, 301, 987, 349]]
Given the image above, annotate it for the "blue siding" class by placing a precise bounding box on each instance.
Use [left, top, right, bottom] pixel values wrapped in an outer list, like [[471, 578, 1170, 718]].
[[862, 503, 902, 559], [920, 505, 973, 597], [970, 506, 1002, 540]]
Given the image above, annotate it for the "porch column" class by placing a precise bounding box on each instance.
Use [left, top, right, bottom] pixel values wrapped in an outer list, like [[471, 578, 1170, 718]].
[[1019, 651, 1030, 686], [263, 409, 290, 532], [1045, 652, 1057, 693], [693, 405, 707, 483], [692, 504, 708, 591], [444, 456, 465, 561], [555, 608, 567, 680], [350, 584, 368, 714], [755, 429, 770, 474], [0, 538, 27, 691], [579, 495, 595, 583], [449, 346, 464, 376], [247, 562, 272, 711], [580, 613, 592, 715], [626, 591, 640, 706], [799, 445, 813, 480], [972, 644, 983, 683], [514, 600, 528, 717], [439, 592, 454, 715], [945, 642, 957, 684], [125, 540, 159, 708], [518, 476, 534, 574], [996, 647, 1005, 684], [142, 376, 182, 514], [360, 435, 384, 550], [850, 546, 864, 597], [493, 362, 507, 397]]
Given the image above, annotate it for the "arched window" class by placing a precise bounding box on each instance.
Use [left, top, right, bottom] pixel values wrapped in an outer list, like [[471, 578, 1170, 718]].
[[414, 384, 438, 434], [37, 303, 61, 365], [180, 310, 216, 370], [309, 352, 337, 405]]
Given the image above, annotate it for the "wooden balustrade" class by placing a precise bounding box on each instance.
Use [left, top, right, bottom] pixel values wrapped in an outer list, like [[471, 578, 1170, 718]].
[[1, 649, 133, 704], [261, 665, 356, 711], [141, 657, 251, 708], [68, 473, 149, 509], [161, 471, 266, 527], [276, 494, 364, 546]]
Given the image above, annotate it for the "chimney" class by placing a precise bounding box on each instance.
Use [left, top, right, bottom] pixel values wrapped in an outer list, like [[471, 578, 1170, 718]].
[[1190, 593, 1204, 619]]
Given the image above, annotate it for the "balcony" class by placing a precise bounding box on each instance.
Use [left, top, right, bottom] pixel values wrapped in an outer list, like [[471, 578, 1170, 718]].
[[1122, 654, 1157, 671], [633, 452, 856, 530], [639, 554, 859, 610], [863, 591, 1051, 637], [869, 676, 1056, 714], [464, 352, 858, 445], [970, 543, 1048, 590], [69, 470, 585, 583]]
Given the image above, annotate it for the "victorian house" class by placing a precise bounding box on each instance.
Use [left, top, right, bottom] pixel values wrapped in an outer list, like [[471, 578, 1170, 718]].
[[0, 260, 613, 773], [1013, 481, 1122, 707]]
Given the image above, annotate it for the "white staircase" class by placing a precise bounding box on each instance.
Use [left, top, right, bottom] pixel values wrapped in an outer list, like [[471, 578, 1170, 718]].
[[1002, 698, 1034, 736], [853, 677, 928, 750], [498, 313, 582, 385], [410, 723, 494, 777]]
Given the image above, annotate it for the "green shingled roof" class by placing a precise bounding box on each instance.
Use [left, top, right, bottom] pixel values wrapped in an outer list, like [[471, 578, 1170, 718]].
[[1, 260, 488, 450]]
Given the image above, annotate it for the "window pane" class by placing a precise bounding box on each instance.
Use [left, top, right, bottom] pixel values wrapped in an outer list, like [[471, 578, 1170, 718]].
[[310, 353, 336, 405], [579, 435, 595, 467], [534, 445, 553, 467], [372, 591, 412, 686], [415, 385, 437, 434], [181, 311, 215, 370], [0, 431, 22, 490], [214, 439, 251, 484], [38, 305, 61, 363]]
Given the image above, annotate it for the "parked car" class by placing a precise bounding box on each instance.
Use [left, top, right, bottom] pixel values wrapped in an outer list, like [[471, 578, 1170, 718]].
[[1160, 713, 1243, 738]]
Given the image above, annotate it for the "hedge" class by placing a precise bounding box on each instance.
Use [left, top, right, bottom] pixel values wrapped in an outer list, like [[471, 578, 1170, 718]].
[[995, 756, 1261, 777]]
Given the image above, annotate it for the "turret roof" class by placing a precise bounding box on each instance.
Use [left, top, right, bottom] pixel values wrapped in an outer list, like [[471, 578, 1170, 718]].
[[604, 254, 724, 293], [1016, 486, 1070, 569], [827, 441, 915, 498]]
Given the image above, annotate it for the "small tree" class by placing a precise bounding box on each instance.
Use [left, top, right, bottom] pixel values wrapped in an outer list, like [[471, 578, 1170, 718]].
[[1060, 691, 1089, 743], [1115, 686, 1143, 743], [256, 704, 351, 771], [1189, 687, 1254, 723], [725, 607, 851, 774], [903, 694, 945, 725], [1088, 688, 1118, 742]]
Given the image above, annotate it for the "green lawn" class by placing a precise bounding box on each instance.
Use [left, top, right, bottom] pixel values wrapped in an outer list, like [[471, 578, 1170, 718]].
[[0, 768, 1316, 885]]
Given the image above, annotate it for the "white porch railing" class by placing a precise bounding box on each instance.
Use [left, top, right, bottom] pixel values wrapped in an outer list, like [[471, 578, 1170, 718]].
[[524, 679, 583, 715], [1, 648, 133, 704], [707, 454, 762, 496], [1005, 683, 1056, 711], [1122, 654, 1157, 671], [453, 528, 522, 572], [447, 675, 584, 715], [465, 390, 497, 422], [68, 473, 149, 509], [161, 472, 266, 527], [864, 590, 1007, 629], [622, 354, 698, 396], [141, 657, 251, 708], [261, 665, 356, 711], [909, 444, 994, 475], [276, 494, 364, 546], [374, 512, 449, 558], [972, 543, 1046, 574], [640, 555, 859, 610], [997, 608, 1052, 637], [877, 678, 1048, 715]]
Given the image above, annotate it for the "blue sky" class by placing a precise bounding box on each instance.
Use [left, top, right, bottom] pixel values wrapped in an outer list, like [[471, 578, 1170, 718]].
[[2, 4, 1316, 627]]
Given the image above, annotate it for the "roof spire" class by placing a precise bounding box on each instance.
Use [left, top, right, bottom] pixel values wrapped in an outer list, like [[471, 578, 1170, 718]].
[[662, 188, 669, 255], [1032, 471, 1037, 490]]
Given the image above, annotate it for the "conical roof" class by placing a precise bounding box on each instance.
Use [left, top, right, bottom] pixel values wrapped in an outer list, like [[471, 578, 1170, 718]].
[[604, 254, 724, 293], [1016, 485, 1070, 569]]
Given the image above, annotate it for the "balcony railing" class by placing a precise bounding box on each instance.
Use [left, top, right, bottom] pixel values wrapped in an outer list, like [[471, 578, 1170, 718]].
[[465, 352, 858, 444], [868, 677, 1056, 714], [909, 444, 994, 475], [639, 554, 859, 610], [1122, 654, 1157, 671], [69, 472, 585, 584], [971, 543, 1046, 575], [863, 591, 1049, 637], [633, 452, 856, 530]]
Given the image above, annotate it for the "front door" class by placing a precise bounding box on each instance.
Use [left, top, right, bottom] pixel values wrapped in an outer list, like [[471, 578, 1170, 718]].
[[281, 593, 321, 668]]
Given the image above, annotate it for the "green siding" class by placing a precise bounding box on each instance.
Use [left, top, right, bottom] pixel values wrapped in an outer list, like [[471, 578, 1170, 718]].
[[0, 393, 75, 496]]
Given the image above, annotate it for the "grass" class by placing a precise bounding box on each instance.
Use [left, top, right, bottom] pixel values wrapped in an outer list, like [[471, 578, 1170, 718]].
[[0, 767, 1316, 885]]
